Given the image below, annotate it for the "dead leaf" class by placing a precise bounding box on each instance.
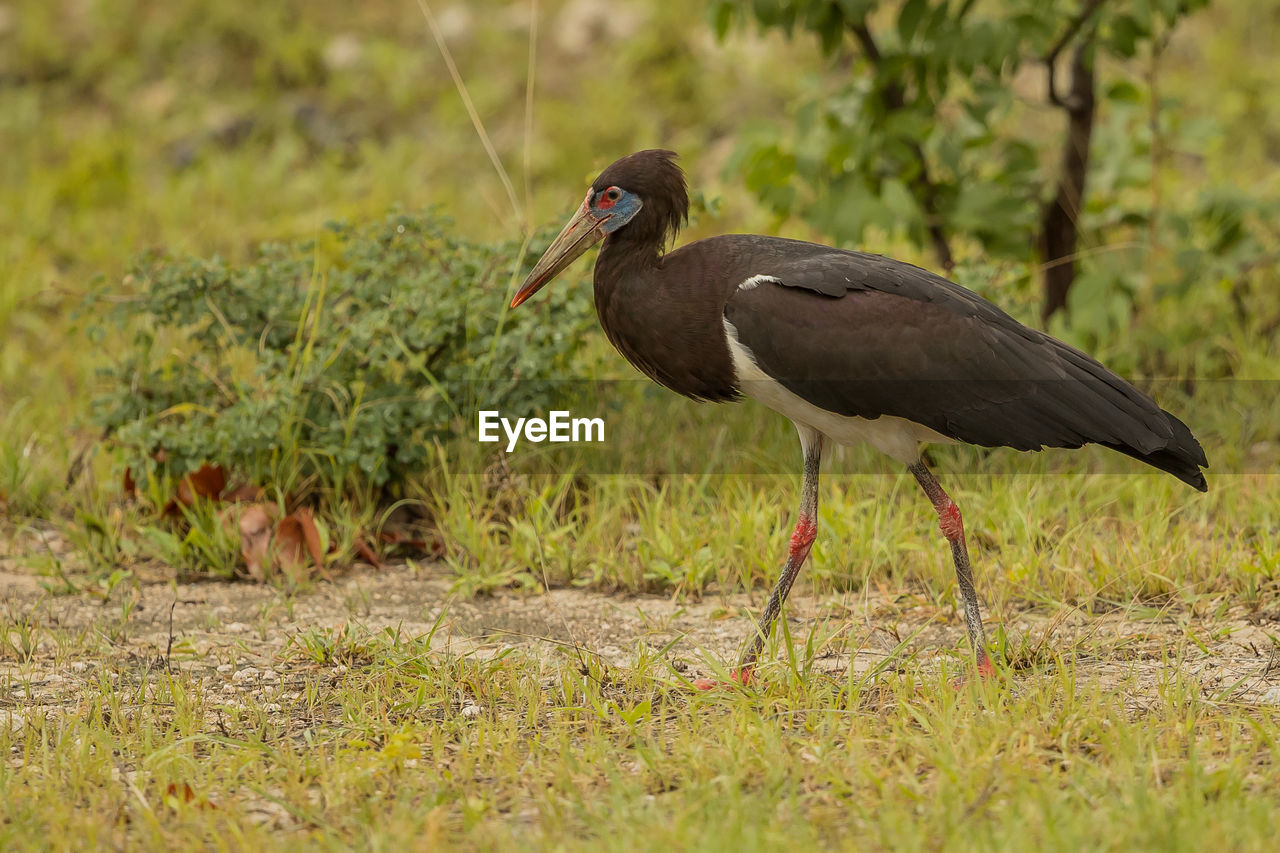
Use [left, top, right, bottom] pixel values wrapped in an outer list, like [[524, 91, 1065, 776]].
[[166, 782, 196, 803], [123, 467, 136, 496], [234, 503, 277, 581], [179, 463, 226, 503], [164, 781, 216, 810], [275, 509, 324, 583], [164, 463, 227, 515], [223, 483, 265, 503], [297, 509, 325, 567], [354, 535, 381, 568]]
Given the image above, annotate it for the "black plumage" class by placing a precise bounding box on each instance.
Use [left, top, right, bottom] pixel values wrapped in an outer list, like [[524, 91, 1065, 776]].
[[511, 149, 1209, 684], [719, 239, 1207, 490]]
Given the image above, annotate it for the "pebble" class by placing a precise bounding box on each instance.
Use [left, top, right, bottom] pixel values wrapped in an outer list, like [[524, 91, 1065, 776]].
[[231, 667, 259, 684]]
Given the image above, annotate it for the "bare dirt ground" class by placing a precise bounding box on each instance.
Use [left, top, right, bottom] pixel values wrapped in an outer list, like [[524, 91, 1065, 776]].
[[4, 553, 1280, 724]]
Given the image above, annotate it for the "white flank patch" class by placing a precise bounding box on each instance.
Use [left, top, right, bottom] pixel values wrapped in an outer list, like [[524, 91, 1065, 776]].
[[736, 274, 780, 291], [722, 319, 953, 464]]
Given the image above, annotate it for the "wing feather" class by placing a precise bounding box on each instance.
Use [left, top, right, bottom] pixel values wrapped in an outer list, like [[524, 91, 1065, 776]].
[[721, 247, 1207, 489]]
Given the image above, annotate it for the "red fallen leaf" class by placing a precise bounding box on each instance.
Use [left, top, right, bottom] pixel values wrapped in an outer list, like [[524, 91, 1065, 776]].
[[163, 463, 228, 516], [234, 503, 277, 581], [222, 483, 265, 503], [299, 511, 325, 568], [178, 463, 226, 504], [275, 509, 324, 582], [123, 467, 136, 496], [164, 781, 216, 810], [166, 782, 196, 803], [354, 535, 382, 568]]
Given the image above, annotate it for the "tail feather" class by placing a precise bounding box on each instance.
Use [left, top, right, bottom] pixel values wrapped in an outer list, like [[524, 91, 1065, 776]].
[[1103, 409, 1208, 491]]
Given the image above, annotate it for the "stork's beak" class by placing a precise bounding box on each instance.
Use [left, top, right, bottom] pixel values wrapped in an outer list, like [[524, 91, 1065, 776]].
[[510, 191, 610, 309]]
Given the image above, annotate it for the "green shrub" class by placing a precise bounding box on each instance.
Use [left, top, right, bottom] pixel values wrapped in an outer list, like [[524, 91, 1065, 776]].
[[85, 211, 595, 496]]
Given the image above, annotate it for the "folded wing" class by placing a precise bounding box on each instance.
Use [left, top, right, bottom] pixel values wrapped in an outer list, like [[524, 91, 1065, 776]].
[[723, 249, 1208, 490]]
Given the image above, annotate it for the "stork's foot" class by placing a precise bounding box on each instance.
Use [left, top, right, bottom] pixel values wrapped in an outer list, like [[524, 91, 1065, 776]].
[[951, 653, 998, 691], [691, 667, 753, 690]]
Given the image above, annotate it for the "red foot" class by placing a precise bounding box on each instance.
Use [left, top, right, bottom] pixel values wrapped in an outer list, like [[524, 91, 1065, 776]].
[[952, 655, 998, 690], [692, 668, 753, 690]]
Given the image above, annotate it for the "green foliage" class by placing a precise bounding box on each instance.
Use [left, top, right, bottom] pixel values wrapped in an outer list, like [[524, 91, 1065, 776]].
[[0, 402, 50, 517], [139, 502, 244, 580], [85, 211, 595, 494], [712, 0, 1208, 262]]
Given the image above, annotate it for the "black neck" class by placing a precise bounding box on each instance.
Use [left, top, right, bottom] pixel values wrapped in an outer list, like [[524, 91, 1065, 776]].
[[596, 231, 662, 283], [590, 234, 739, 403]]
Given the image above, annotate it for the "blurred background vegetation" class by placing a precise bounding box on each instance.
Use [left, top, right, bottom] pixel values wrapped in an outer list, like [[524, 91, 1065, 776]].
[[0, 0, 1277, 592]]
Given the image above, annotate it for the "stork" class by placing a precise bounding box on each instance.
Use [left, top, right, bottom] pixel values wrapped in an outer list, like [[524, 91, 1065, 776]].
[[509, 150, 1208, 685]]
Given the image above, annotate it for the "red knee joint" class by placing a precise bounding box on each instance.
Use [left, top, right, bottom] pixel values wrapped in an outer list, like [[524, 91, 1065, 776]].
[[937, 501, 964, 543], [788, 516, 817, 560]]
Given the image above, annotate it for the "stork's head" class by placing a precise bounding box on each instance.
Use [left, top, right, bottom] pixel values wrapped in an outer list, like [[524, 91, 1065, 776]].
[[510, 149, 688, 308]]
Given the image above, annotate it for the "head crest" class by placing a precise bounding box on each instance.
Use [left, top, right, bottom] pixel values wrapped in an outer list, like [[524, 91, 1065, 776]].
[[591, 150, 688, 248]]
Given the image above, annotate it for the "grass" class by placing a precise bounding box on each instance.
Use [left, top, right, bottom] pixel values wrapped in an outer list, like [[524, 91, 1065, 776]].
[[3, 0, 1280, 848], [10, 459, 1279, 849], [4, 614, 1280, 850]]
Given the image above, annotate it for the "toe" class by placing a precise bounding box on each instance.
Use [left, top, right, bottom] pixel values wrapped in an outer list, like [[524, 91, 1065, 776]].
[[691, 668, 753, 690]]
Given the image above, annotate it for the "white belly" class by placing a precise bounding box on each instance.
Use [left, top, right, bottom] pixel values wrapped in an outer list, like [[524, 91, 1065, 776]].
[[723, 318, 954, 464]]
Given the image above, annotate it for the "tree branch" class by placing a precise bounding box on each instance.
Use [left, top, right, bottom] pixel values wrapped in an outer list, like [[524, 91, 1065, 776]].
[[848, 20, 882, 65], [847, 16, 954, 271], [1045, 0, 1107, 109], [1040, 40, 1097, 321]]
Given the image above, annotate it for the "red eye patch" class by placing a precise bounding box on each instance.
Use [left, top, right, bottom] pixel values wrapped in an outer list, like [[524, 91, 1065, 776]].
[[596, 188, 619, 210]]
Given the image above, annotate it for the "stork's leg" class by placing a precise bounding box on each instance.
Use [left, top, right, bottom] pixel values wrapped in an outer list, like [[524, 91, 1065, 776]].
[[907, 459, 994, 676], [694, 427, 823, 689]]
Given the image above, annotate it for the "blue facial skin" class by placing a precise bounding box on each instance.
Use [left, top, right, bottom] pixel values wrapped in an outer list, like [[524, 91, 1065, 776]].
[[595, 188, 643, 232]]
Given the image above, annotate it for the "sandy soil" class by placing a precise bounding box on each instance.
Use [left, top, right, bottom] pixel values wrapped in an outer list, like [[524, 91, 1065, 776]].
[[4, 554, 1280, 723]]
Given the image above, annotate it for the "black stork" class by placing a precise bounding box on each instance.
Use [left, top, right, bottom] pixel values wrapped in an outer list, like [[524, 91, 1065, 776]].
[[509, 149, 1208, 685]]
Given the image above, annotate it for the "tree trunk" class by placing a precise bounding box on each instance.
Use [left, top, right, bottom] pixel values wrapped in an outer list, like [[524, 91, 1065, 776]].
[[1040, 41, 1096, 322]]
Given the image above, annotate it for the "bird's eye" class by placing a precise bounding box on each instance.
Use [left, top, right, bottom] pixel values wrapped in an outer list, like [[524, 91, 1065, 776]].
[[596, 186, 623, 210]]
